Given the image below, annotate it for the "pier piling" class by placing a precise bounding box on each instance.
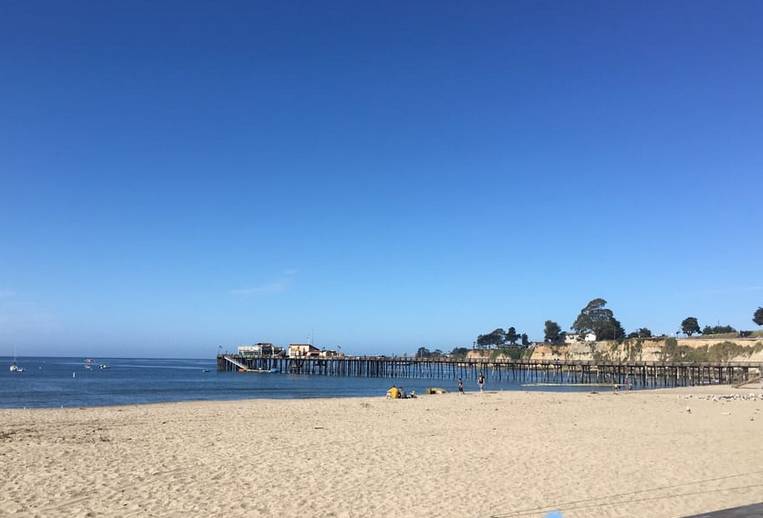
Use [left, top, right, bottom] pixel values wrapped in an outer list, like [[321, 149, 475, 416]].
[[215, 355, 762, 388]]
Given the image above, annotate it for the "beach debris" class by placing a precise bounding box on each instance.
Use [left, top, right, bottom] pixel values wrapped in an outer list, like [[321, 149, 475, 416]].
[[691, 394, 763, 402], [685, 407, 692, 414]]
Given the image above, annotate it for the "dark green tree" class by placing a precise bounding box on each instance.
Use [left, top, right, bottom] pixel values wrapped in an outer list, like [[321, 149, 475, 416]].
[[544, 320, 562, 344], [627, 328, 652, 339], [477, 328, 505, 348], [599, 318, 626, 340], [415, 347, 431, 358], [572, 298, 625, 340], [505, 327, 518, 345], [753, 307, 763, 326], [488, 328, 506, 347], [572, 298, 605, 334], [450, 347, 469, 358], [701, 325, 736, 335], [520, 333, 530, 346], [680, 317, 700, 337]]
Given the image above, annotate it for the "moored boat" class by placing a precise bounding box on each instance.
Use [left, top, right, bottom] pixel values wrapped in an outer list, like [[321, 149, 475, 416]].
[[9, 345, 24, 372]]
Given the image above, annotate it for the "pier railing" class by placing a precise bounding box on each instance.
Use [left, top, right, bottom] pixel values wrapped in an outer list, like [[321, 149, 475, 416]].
[[216, 355, 763, 388]]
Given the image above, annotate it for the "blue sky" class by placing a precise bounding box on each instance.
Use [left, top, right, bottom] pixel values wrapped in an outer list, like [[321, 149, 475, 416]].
[[1, 1, 761, 357]]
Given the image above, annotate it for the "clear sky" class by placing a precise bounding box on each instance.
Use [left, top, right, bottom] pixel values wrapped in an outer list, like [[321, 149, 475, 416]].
[[1, 1, 761, 358]]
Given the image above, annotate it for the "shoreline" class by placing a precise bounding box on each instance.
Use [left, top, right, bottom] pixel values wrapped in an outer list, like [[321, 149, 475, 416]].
[[2, 385, 762, 517], [2, 382, 759, 412]]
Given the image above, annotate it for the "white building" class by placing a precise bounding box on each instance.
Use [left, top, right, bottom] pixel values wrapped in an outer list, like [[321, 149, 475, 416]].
[[238, 343, 282, 356], [319, 349, 343, 358], [288, 343, 321, 358], [565, 333, 597, 344]]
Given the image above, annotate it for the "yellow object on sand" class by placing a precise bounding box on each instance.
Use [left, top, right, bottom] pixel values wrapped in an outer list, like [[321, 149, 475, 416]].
[[386, 386, 401, 399]]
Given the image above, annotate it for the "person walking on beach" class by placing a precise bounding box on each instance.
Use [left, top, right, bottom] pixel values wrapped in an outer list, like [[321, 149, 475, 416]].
[[458, 377, 464, 394], [478, 373, 485, 392]]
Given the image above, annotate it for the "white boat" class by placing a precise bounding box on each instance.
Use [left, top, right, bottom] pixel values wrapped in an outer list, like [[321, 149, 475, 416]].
[[9, 345, 24, 373]]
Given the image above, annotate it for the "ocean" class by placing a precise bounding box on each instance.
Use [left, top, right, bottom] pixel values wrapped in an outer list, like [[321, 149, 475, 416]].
[[1, 356, 598, 408]]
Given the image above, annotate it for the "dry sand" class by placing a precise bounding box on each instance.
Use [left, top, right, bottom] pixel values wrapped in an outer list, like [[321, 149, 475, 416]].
[[1, 385, 762, 518]]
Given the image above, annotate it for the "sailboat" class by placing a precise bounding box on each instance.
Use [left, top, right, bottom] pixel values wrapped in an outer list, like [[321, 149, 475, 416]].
[[9, 345, 24, 373]]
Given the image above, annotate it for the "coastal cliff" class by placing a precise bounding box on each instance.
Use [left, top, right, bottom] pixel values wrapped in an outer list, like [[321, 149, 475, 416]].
[[529, 337, 763, 363]]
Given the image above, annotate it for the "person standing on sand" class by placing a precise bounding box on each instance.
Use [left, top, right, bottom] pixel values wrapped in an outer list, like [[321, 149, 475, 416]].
[[458, 377, 464, 394], [478, 373, 485, 392]]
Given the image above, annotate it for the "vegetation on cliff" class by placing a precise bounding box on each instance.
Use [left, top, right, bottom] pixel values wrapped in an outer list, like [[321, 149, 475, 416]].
[[755, 307, 763, 327], [572, 298, 625, 340], [658, 339, 763, 362]]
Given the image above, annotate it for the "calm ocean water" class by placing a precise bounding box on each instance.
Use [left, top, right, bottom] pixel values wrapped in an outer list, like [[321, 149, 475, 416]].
[[1, 356, 597, 408]]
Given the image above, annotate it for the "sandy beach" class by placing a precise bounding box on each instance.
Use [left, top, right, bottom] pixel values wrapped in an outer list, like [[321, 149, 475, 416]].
[[1, 386, 762, 518]]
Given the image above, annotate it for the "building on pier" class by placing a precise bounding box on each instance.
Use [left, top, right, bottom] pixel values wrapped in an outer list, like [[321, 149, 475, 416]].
[[238, 343, 284, 357], [288, 343, 321, 358]]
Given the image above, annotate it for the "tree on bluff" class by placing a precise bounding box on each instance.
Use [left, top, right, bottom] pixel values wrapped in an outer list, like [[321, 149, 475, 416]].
[[544, 320, 563, 344], [505, 327, 519, 345], [702, 325, 736, 335], [627, 328, 652, 339], [680, 317, 700, 337], [754, 307, 763, 327], [571, 298, 625, 340], [450, 347, 469, 358], [477, 328, 506, 348], [415, 347, 431, 358]]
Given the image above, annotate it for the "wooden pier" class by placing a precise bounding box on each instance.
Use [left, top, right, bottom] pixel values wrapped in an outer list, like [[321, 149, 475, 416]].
[[216, 355, 763, 388]]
